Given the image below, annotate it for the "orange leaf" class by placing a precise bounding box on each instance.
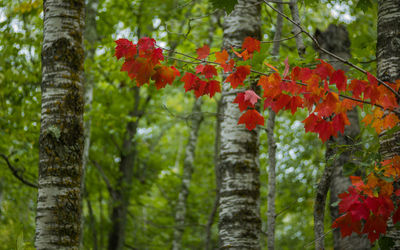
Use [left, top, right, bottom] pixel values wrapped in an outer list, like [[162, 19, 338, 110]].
[[242, 36, 261, 53], [226, 65, 251, 89], [215, 49, 229, 64]]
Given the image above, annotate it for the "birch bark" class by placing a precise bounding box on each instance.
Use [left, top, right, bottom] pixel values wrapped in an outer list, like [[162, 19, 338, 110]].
[[218, 1, 262, 249], [377, 1, 400, 247], [36, 0, 85, 249]]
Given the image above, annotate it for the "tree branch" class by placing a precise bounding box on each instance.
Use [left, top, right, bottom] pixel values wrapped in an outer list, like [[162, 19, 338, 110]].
[[262, 0, 400, 98], [0, 153, 38, 188]]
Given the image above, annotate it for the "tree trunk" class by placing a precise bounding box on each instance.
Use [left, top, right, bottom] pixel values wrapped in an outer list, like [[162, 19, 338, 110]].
[[314, 24, 370, 250], [377, 0, 400, 247], [172, 98, 203, 250], [107, 87, 144, 250], [36, 0, 85, 249], [218, 1, 262, 249]]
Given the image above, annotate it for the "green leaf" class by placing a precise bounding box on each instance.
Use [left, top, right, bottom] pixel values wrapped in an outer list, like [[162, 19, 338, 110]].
[[343, 162, 357, 176], [209, 0, 238, 14], [356, 0, 373, 13], [378, 236, 395, 250]]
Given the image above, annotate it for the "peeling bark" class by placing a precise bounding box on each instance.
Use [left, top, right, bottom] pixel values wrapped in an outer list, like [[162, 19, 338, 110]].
[[36, 0, 85, 249], [172, 98, 203, 250], [377, 1, 400, 248], [218, 1, 262, 249]]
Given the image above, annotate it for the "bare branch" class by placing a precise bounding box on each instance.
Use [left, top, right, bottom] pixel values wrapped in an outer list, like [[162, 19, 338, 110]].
[[0, 153, 38, 188]]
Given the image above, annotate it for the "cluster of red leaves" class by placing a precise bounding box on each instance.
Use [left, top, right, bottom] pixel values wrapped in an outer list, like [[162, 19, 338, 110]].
[[115, 37, 400, 243], [332, 164, 400, 243], [115, 38, 180, 89]]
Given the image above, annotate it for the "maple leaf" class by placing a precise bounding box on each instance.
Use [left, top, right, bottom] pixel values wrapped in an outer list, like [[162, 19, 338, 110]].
[[138, 37, 156, 52], [338, 186, 362, 213], [332, 113, 350, 135], [115, 39, 137, 59], [202, 65, 218, 79], [242, 36, 260, 53], [215, 49, 229, 64], [332, 213, 362, 237], [348, 79, 367, 99], [195, 64, 205, 74], [121, 57, 154, 86], [244, 90, 261, 106], [226, 65, 251, 89], [151, 65, 180, 89], [233, 90, 260, 112], [204, 80, 221, 98], [221, 59, 235, 73], [367, 72, 378, 85], [315, 59, 334, 80], [196, 44, 210, 59], [181, 72, 198, 92], [362, 214, 387, 243], [238, 109, 264, 130], [314, 92, 339, 117], [330, 69, 347, 92], [286, 96, 303, 115], [257, 73, 281, 98]]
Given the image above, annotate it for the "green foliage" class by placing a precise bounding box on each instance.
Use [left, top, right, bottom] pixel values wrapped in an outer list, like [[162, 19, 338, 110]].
[[209, 0, 238, 14]]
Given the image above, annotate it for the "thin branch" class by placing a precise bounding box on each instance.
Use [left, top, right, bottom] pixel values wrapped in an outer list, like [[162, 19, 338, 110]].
[[90, 158, 116, 198], [0, 153, 38, 188], [262, 0, 400, 98], [262, 31, 301, 44]]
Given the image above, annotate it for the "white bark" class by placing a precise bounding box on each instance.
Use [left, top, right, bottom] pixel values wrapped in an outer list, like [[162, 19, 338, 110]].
[[36, 1, 85, 249], [377, 1, 400, 248], [218, 1, 262, 249]]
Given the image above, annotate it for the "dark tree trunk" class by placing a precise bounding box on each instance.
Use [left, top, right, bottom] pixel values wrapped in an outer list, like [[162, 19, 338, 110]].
[[314, 24, 370, 250]]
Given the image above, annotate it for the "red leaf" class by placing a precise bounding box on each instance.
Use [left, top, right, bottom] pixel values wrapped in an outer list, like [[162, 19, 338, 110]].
[[348, 79, 367, 99], [151, 65, 179, 89], [286, 96, 303, 115], [138, 37, 156, 52], [115, 39, 137, 59], [234, 90, 260, 111], [332, 113, 350, 135], [204, 80, 221, 98], [362, 214, 387, 243], [181, 72, 198, 92], [202, 65, 218, 79], [315, 59, 334, 80], [221, 59, 235, 73], [242, 36, 261, 53], [332, 213, 362, 237], [367, 72, 378, 85], [195, 64, 205, 74], [226, 65, 251, 89], [238, 109, 264, 130], [331, 69, 347, 92], [196, 44, 210, 59]]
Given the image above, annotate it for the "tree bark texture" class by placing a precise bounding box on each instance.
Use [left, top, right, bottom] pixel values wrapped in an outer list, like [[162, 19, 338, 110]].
[[314, 24, 371, 250], [377, 1, 400, 248], [219, 1, 262, 249], [289, 0, 305, 56], [36, 0, 85, 249], [172, 98, 203, 250]]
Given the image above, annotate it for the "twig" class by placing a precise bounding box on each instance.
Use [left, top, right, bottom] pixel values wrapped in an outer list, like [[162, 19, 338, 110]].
[[262, 0, 400, 98], [90, 158, 116, 198], [0, 153, 38, 188], [262, 31, 301, 44]]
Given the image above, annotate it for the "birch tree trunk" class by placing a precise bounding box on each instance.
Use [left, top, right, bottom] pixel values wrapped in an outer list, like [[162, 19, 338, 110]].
[[36, 0, 85, 249], [377, 1, 400, 247], [218, 1, 262, 248], [172, 98, 203, 250], [314, 24, 370, 250]]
